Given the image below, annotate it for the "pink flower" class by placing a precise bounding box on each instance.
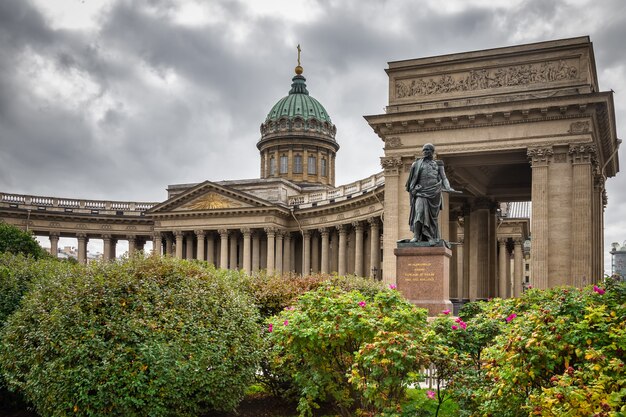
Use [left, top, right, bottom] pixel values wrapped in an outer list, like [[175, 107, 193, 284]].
[[506, 313, 517, 322], [459, 321, 467, 330], [451, 325, 459, 330], [455, 317, 462, 323], [427, 390, 436, 399], [283, 320, 289, 326], [593, 285, 606, 295], [442, 309, 451, 315], [389, 284, 397, 290], [284, 306, 295, 311], [358, 301, 366, 307], [527, 285, 533, 289], [268, 323, 273, 333]]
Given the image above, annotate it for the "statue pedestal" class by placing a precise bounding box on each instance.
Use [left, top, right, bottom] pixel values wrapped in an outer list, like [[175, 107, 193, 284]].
[[394, 244, 453, 316]]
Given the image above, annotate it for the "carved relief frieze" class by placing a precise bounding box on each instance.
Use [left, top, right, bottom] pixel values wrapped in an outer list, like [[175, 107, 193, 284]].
[[385, 137, 403, 148], [126, 225, 137, 230], [182, 192, 243, 210], [49, 222, 61, 228], [76, 223, 87, 229], [553, 153, 567, 163], [568, 121, 590, 134], [101, 224, 112, 230], [394, 59, 579, 99]]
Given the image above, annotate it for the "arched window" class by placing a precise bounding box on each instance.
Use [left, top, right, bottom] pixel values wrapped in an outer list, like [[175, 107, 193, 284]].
[[270, 156, 277, 175], [321, 158, 327, 177], [293, 155, 303, 173], [308, 155, 316, 174], [280, 155, 288, 174]]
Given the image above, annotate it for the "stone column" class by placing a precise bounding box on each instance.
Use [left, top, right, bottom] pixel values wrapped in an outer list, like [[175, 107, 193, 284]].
[[569, 144, 595, 287], [380, 156, 403, 282], [528, 147, 552, 289], [195, 230, 206, 261], [488, 203, 498, 298], [265, 228, 276, 275], [206, 232, 215, 265], [174, 231, 184, 259], [165, 234, 174, 256], [498, 238, 508, 299], [111, 237, 117, 260], [513, 238, 524, 297], [302, 230, 311, 275], [102, 234, 113, 260], [353, 221, 364, 277], [449, 217, 459, 299], [311, 232, 319, 273], [461, 206, 471, 300], [469, 200, 490, 300], [185, 232, 193, 259], [128, 235, 137, 256], [242, 228, 251, 273], [49, 232, 59, 258], [320, 228, 330, 274], [368, 217, 380, 279], [283, 232, 292, 273], [275, 230, 283, 275], [152, 232, 162, 256], [218, 229, 229, 269], [252, 231, 260, 271], [229, 232, 238, 270], [337, 224, 347, 276], [77, 233, 88, 264], [457, 237, 465, 300]]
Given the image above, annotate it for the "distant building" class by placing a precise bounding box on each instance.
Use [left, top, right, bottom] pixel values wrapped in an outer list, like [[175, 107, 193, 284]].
[[610, 242, 626, 279]]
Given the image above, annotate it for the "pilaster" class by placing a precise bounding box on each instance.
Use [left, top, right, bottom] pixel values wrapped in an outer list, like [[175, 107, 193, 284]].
[[513, 238, 524, 297], [528, 146, 552, 289]]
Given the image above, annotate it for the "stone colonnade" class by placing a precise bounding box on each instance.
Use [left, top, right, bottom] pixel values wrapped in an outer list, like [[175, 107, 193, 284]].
[[448, 202, 527, 301], [153, 216, 383, 278], [46, 232, 150, 264]]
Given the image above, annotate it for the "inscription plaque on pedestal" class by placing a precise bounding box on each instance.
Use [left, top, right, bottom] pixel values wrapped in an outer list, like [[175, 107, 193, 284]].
[[394, 245, 453, 316]]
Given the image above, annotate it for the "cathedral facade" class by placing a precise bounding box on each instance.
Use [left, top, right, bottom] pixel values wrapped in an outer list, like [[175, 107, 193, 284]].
[[0, 37, 619, 302]]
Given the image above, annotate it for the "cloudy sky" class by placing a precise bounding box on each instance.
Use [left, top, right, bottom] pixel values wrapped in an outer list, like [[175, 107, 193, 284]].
[[1, 0, 625, 271]]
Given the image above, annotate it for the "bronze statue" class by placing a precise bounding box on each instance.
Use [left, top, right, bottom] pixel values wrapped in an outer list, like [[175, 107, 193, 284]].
[[406, 143, 455, 244]]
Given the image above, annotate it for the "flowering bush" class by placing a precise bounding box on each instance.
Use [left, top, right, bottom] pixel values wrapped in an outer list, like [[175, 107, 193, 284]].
[[0, 255, 262, 417], [477, 281, 626, 416], [267, 285, 428, 416]]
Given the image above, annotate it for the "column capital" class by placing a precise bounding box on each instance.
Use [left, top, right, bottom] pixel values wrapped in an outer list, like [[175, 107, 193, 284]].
[[240, 228, 251, 237], [76, 232, 88, 239], [49, 231, 60, 238], [512, 237, 523, 246], [527, 146, 553, 166], [127, 235, 137, 242], [275, 229, 284, 239], [497, 237, 508, 245], [264, 227, 277, 237], [173, 230, 184, 238], [194, 230, 206, 237], [336, 224, 346, 234], [102, 234, 112, 240], [318, 227, 329, 237], [569, 143, 598, 165], [153, 231, 162, 238], [283, 231, 291, 241], [367, 217, 380, 228], [380, 156, 403, 175], [218, 228, 229, 237], [301, 229, 310, 238], [351, 221, 363, 231]]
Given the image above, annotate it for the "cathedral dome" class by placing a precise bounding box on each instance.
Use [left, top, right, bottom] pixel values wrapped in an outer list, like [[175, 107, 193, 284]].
[[265, 74, 333, 125], [257, 50, 339, 187]]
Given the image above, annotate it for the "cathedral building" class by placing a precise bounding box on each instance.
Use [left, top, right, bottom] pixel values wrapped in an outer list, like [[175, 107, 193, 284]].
[[0, 37, 619, 302]]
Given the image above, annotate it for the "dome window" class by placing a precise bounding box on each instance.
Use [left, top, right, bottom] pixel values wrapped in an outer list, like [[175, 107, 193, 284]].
[[321, 158, 327, 177], [294, 155, 303, 174], [308, 156, 316, 174], [280, 155, 288, 174], [270, 156, 277, 176]]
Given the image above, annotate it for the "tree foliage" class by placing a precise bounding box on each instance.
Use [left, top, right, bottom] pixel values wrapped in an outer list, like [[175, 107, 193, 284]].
[[0, 223, 47, 259]]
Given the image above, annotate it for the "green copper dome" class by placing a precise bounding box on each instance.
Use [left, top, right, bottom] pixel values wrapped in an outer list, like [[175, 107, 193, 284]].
[[265, 74, 332, 124]]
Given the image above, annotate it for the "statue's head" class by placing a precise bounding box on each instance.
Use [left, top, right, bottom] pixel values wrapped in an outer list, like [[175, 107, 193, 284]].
[[422, 143, 435, 158]]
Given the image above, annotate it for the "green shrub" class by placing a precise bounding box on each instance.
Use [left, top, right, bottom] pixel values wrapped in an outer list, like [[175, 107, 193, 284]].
[[0, 255, 262, 417], [267, 285, 428, 417], [0, 223, 47, 259]]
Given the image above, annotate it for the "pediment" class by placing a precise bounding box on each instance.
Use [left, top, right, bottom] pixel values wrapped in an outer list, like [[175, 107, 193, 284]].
[[147, 181, 274, 214]]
